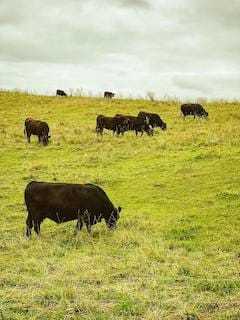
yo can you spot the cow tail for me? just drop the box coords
[24,124,26,137]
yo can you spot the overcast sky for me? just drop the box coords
[0,0,239,99]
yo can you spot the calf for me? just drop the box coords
[24,118,50,146]
[24,181,122,237]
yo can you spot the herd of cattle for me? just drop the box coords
[23,95,209,237]
[24,104,208,145]
[96,112,167,136]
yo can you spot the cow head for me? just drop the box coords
[160,122,167,130]
[42,135,51,146]
[106,207,122,230]
[153,115,167,130]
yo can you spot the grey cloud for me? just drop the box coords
[188,0,240,29]
[172,72,240,98]
[79,0,151,9]
[173,74,214,95]
[120,0,150,8]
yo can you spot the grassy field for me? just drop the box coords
[0,91,240,319]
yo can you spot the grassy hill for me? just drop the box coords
[0,92,240,319]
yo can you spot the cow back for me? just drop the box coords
[25,181,115,220]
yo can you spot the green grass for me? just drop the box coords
[0,91,240,319]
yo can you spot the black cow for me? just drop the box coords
[181,104,208,119]
[24,118,51,146]
[56,89,67,96]
[24,181,122,237]
[96,115,129,136]
[138,112,167,131]
[104,91,115,98]
[115,114,153,136]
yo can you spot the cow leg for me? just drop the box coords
[149,129,153,136]
[82,210,92,234]
[33,221,41,235]
[26,214,33,237]
[96,127,103,136]
[86,223,92,234]
[38,135,41,143]
[119,127,125,136]
[74,217,83,236]
[113,127,117,136]
[24,128,31,143]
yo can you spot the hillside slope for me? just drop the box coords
[0,92,240,319]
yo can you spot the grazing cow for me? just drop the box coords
[56,89,67,96]
[138,112,167,131]
[24,181,122,237]
[115,114,153,136]
[104,91,115,99]
[181,104,208,119]
[24,118,51,146]
[96,115,129,136]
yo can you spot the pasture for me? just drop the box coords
[0,92,240,319]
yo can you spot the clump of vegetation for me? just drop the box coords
[146,91,156,101]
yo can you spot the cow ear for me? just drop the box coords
[118,206,122,213]
[48,136,51,139]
